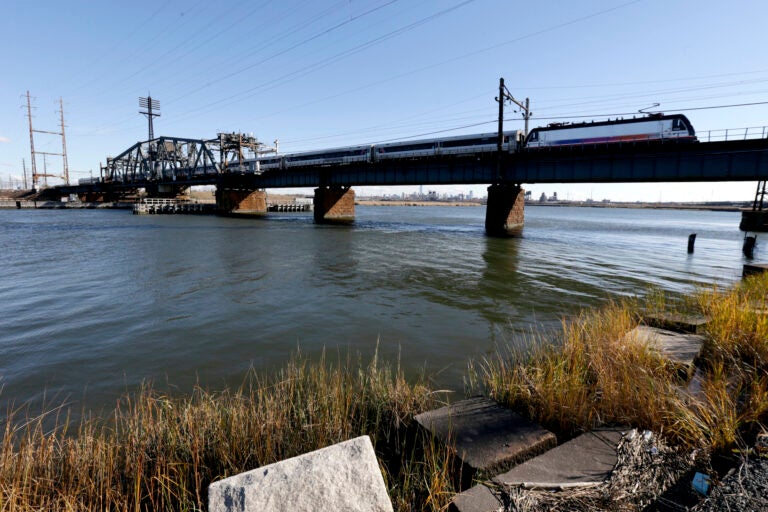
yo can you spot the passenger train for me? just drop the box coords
[255,131,521,171]
[524,114,696,148]
[253,114,696,171]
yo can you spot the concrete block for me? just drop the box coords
[494,428,626,489]
[415,397,556,480]
[450,484,503,512]
[743,263,768,277]
[643,312,709,333]
[627,326,704,370]
[208,435,392,512]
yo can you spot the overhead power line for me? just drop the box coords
[524,100,768,121]
[351,100,768,148]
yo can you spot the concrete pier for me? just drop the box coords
[216,188,267,215]
[314,186,355,224]
[484,183,524,237]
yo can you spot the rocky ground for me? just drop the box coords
[481,431,768,511]
[693,436,768,512]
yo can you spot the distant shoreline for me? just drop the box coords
[528,201,748,212]
[356,199,749,212]
[355,200,481,207]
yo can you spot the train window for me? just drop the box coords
[528,132,539,142]
[672,119,684,131]
[440,137,494,148]
[379,142,435,153]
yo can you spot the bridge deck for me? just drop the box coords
[57,138,768,195]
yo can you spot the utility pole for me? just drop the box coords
[139,95,160,179]
[26,91,68,189]
[139,95,160,142]
[59,97,69,185]
[26,91,37,189]
[495,77,532,142]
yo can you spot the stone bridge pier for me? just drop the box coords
[215,187,267,215]
[485,183,525,237]
[314,185,355,224]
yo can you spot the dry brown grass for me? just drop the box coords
[0,350,456,511]
[477,272,768,453]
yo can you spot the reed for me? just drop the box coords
[477,272,768,453]
[0,350,456,511]
[3,275,766,510]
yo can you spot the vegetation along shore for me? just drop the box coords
[1,273,766,510]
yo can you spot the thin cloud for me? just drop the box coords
[0,136,9,143]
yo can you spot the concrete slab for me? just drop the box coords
[627,326,705,369]
[450,484,502,512]
[208,435,392,512]
[643,312,709,334]
[493,428,626,489]
[414,397,556,479]
[743,263,768,277]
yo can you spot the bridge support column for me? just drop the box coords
[216,187,267,216]
[485,183,524,237]
[314,186,354,224]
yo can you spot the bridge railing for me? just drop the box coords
[696,126,768,142]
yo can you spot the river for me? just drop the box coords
[0,205,750,415]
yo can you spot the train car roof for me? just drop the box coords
[528,113,693,133]
[281,144,372,157]
[375,130,520,147]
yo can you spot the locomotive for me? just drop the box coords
[524,114,696,148]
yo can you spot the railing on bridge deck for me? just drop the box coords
[696,126,768,143]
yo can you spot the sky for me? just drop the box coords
[1,0,767,202]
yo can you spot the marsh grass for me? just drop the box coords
[477,272,768,453]
[3,275,767,510]
[0,350,456,511]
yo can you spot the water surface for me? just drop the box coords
[0,205,749,414]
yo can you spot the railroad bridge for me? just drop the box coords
[56,132,768,236]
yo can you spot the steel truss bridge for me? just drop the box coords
[57,133,768,196]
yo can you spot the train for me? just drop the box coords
[524,114,696,148]
[255,131,523,171]
[253,114,697,171]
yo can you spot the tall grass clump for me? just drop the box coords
[0,350,456,511]
[477,300,688,439]
[478,272,768,453]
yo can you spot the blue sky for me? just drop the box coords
[1,0,767,201]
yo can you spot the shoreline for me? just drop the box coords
[356,198,749,211]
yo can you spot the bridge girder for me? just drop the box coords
[103,136,220,185]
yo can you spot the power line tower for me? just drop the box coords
[59,98,69,185]
[25,91,70,189]
[139,95,160,142]
[139,95,161,179]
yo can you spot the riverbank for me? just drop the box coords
[356,198,750,211]
[356,199,482,207]
[531,200,750,212]
[1,272,766,510]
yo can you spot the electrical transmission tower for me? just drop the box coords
[26,91,70,189]
[139,95,160,142]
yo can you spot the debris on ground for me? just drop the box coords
[484,429,694,511]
